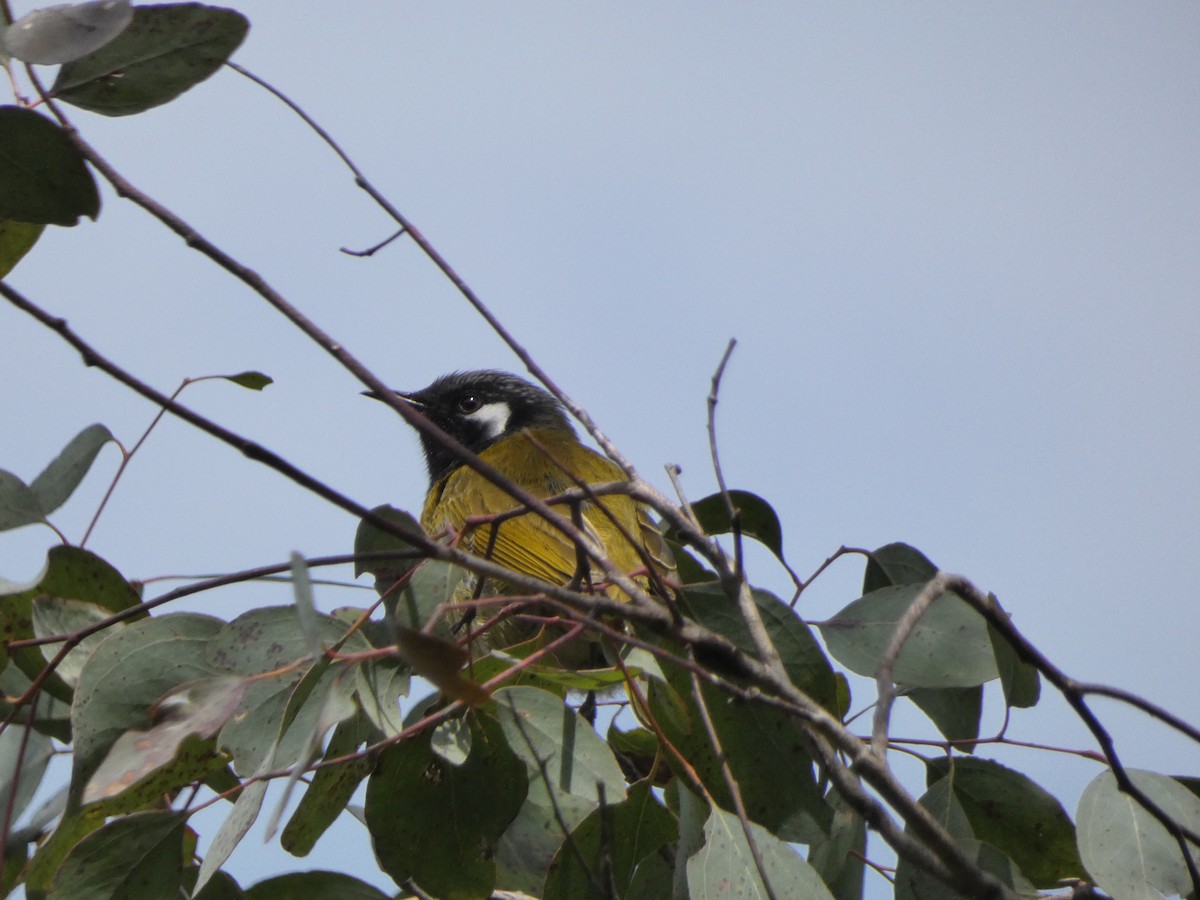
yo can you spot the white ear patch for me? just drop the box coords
[467,401,512,441]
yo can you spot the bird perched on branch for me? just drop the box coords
[369,370,675,656]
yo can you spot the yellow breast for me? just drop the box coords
[420,427,673,599]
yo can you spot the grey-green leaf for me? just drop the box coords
[0,723,53,827]
[0,469,45,531]
[4,0,132,64]
[493,685,627,804]
[687,805,835,900]
[543,780,677,900]
[818,583,999,688]
[47,810,187,899]
[1077,769,1200,900]
[30,423,115,518]
[71,613,223,806]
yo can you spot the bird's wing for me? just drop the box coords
[423,468,583,588]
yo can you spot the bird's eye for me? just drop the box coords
[456,394,482,414]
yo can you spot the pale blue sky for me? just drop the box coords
[3,4,1198,895]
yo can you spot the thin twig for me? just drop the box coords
[706,338,741,573]
[871,574,946,758]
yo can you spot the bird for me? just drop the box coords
[368,370,675,658]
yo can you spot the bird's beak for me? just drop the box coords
[362,389,425,408]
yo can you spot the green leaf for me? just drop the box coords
[3,545,142,702]
[649,659,831,843]
[245,871,389,900]
[494,778,594,894]
[927,756,1083,888]
[24,807,107,897]
[678,583,840,713]
[0,106,100,225]
[1077,769,1200,900]
[32,594,122,689]
[908,686,982,752]
[280,714,374,858]
[431,717,472,766]
[52,3,249,116]
[3,0,132,65]
[818,583,999,688]
[862,542,938,593]
[0,218,44,277]
[195,776,268,895]
[391,558,466,632]
[47,810,187,900]
[686,805,835,900]
[0,468,44,531]
[353,503,424,583]
[680,489,785,559]
[353,656,409,738]
[0,662,72,741]
[71,612,223,807]
[216,649,360,777]
[987,610,1040,709]
[807,789,866,900]
[290,553,323,657]
[29,423,115,517]
[0,723,54,827]
[82,675,246,806]
[366,711,527,899]
[493,685,627,804]
[543,780,677,900]
[895,778,1038,900]
[223,370,272,391]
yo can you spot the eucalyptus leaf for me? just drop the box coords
[29,423,115,518]
[543,780,677,900]
[223,370,272,391]
[83,675,247,806]
[366,712,527,899]
[0,469,45,531]
[4,0,132,64]
[818,583,999,688]
[686,805,835,900]
[926,756,1082,888]
[493,685,627,804]
[244,871,389,900]
[281,714,374,858]
[53,3,249,116]
[0,106,100,225]
[32,595,120,689]
[48,810,187,899]
[650,658,831,843]
[71,613,223,807]
[862,542,938,593]
[0,218,45,278]
[0,724,53,827]
[1077,769,1200,900]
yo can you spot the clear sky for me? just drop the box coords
[3,3,1198,896]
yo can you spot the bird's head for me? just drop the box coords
[367,370,574,485]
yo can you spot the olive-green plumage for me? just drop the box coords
[378,371,674,627]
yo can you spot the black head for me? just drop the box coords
[377,370,574,486]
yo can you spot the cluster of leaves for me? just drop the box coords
[0,1,249,266]
[1,429,1197,899]
[3,4,1200,900]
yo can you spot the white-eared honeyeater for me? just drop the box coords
[369,370,675,651]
